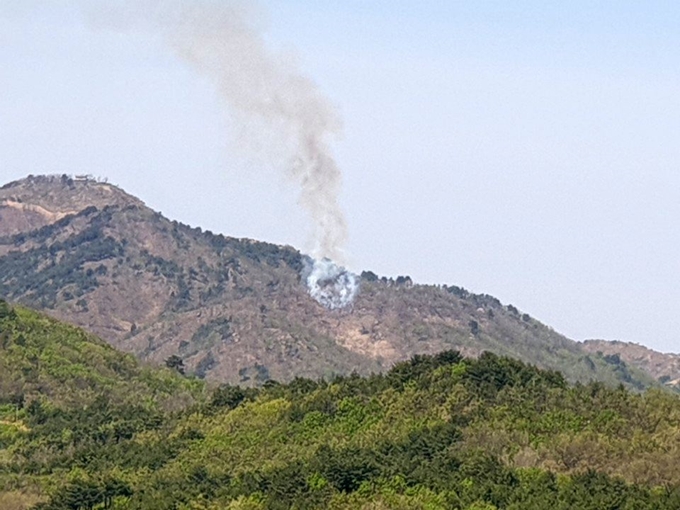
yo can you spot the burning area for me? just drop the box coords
[303,257,358,310]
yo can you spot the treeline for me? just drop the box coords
[0,330,680,510]
[3,301,680,508]
[112,352,680,509]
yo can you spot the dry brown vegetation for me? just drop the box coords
[0,175,672,389]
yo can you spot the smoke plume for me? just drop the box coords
[83,0,359,307]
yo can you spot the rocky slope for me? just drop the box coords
[0,175,666,387]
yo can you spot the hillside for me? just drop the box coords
[0,299,204,508]
[2,309,680,509]
[111,353,680,509]
[582,339,680,387]
[0,175,665,389]
[0,298,202,412]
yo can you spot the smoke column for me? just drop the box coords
[83,0,359,308]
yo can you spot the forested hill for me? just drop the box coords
[0,299,202,418]
[0,300,204,508]
[0,175,669,390]
[3,301,680,508]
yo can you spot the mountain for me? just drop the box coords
[582,339,680,387]
[0,175,665,388]
[3,307,680,509]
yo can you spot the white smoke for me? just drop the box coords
[303,257,358,310]
[75,0,360,308]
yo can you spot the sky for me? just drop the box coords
[1,1,680,352]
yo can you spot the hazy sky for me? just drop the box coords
[1,2,680,352]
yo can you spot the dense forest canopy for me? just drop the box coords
[2,300,680,509]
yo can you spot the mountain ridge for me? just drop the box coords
[0,174,673,389]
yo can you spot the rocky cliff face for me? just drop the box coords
[0,175,666,388]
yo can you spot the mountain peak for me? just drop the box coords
[0,174,144,237]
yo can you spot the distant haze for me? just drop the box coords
[1,2,679,351]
